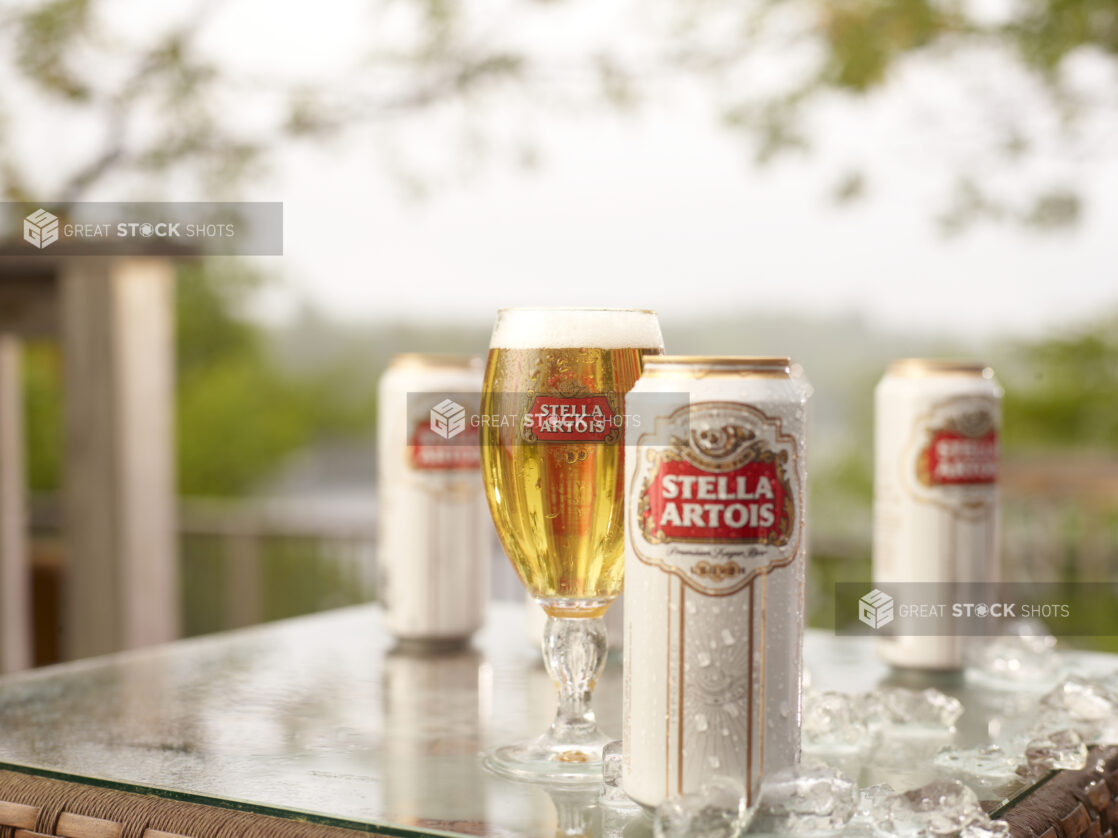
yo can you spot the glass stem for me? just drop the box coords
[542,615,608,745]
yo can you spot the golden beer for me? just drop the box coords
[481,346,659,616]
[479,307,663,783]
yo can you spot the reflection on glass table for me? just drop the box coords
[0,602,1113,837]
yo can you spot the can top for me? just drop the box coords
[643,355,792,377]
[387,353,483,370]
[887,358,994,379]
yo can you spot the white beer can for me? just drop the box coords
[622,356,810,809]
[873,359,1002,670]
[377,354,491,648]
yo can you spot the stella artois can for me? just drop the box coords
[377,354,490,648]
[873,359,1002,670]
[622,356,810,809]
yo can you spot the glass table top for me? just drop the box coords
[0,602,1110,837]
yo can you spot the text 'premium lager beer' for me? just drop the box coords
[623,357,810,809]
[873,359,1002,670]
[377,354,491,648]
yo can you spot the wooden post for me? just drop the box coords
[0,334,32,671]
[61,258,179,658]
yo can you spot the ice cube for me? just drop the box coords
[653,778,748,838]
[1041,676,1118,721]
[877,779,986,837]
[867,688,964,733]
[600,740,642,810]
[748,763,856,834]
[802,691,871,753]
[933,745,1020,794]
[967,627,1060,690]
[853,783,895,821]
[1096,715,1118,745]
[1024,729,1087,772]
[602,740,624,788]
[960,820,1012,838]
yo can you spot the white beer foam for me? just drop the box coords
[490,308,663,349]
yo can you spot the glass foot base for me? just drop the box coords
[482,731,612,785]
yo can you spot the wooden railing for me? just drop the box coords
[22,460,1117,665]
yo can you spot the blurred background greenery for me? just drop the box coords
[2,0,1115,658]
[19,263,1118,652]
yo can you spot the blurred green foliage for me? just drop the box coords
[22,344,63,493]
[3,0,1117,226]
[818,0,955,91]
[175,265,377,495]
[23,266,378,496]
[1000,311,1118,452]
[181,533,373,637]
[13,0,91,102]
[810,0,1118,91]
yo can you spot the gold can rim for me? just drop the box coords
[887,358,993,378]
[387,353,483,369]
[643,355,792,377]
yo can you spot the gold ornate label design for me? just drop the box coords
[629,401,801,596]
[519,379,621,444]
[915,410,997,487]
[903,395,999,518]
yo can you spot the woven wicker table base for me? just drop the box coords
[1004,747,1118,838]
[0,748,1115,837]
[0,770,387,838]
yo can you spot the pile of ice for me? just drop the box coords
[735,769,1010,837]
[648,740,1076,838]
[1022,729,1088,774]
[803,686,963,754]
[925,669,1116,789]
[802,692,870,752]
[868,689,965,734]
[932,745,1020,795]
[651,628,1116,838]
[653,778,750,838]
[966,622,1062,690]
[1033,675,1118,745]
[875,779,1009,838]
[802,622,1118,780]
[747,764,856,834]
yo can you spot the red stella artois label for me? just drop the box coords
[408,422,481,470]
[918,420,997,486]
[904,395,998,513]
[644,462,787,537]
[521,392,621,444]
[630,402,801,596]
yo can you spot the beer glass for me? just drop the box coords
[481,307,663,782]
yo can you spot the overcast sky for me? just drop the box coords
[261,100,1118,339]
[24,0,1118,338]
